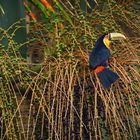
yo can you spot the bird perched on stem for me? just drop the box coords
[89,33,126,89]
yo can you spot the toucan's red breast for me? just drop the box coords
[94,66,105,73]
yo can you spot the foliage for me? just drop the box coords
[0,0,140,140]
[0,4,5,16]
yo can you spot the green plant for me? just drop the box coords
[0,1,140,140]
[0,4,5,16]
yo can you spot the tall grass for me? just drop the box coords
[0,1,140,140]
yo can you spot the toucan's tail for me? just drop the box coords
[97,68,119,89]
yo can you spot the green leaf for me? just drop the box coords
[0,4,5,16]
[53,0,74,27]
[30,0,49,18]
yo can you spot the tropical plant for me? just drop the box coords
[0,0,140,140]
[0,4,5,16]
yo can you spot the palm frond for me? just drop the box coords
[0,4,5,16]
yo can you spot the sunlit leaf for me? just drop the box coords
[40,0,55,13]
[0,4,5,16]
[24,1,37,22]
[30,0,49,17]
[53,0,74,27]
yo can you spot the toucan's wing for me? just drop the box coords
[89,48,110,70]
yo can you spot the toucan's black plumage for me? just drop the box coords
[89,34,119,89]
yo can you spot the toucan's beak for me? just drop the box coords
[109,33,126,41]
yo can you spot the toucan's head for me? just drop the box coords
[103,33,126,49]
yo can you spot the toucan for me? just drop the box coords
[89,33,126,89]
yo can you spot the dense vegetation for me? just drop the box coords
[0,0,140,140]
